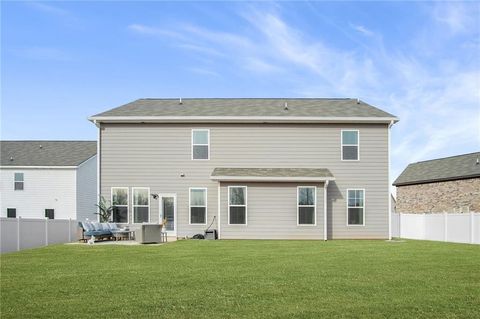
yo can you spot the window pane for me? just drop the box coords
[134,207,149,223]
[348,208,363,225]
[112,206,128,223]
[14,182,24,190]
[190,189,206,206]
[299,207,315,225]
[134,189,149,205]
[45,209,54,219]
[193,130,209,144]
[342,131,358,144]
[14,173,24,181]
[193,145,209,159]
[7,208,16,218]
[229,206,246,224]
[112,188,128,205]
[229,187,245,205]
[191,207,206,224]
[298,187,315,205]
[343,146,358,160]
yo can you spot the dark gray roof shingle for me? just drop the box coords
[211,167,334,180]
[90,98,397,120]
[393,152,480,186]
[1,141,97,167]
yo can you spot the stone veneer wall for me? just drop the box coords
[396,177,480,213]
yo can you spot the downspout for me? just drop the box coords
[388,120,394,240]
[94,120,101,222]
[324,180,329,241]
[217,183,221,239]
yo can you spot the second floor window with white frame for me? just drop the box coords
[229,186,247,225]
[298,186,316,225]
[133,188,150,223]
[14,173,24,190]
[112,187,129,223]
[192,129,209,160]
[347,189,365,226]
[342,130,359,160]
[190,188,207,224]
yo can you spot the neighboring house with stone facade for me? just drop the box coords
[393,152,480,214]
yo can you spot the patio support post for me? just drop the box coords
[17,217,21,251]
[324,180,329,241]
[217,183,221,239]
[45,217,49,246]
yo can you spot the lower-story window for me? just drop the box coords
[190,188,207,224]
[7,208,16,218]
[229,186,247,225]
[347,189,365,226]
[45,209,55,219]
[112,187,129,223]
[298,186,316,225]
[133,187,150,223]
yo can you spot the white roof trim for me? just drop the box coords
[0,166,78,169]
[89,116,399,124]
[210,176,335,182]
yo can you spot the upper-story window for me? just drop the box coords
[14,173,24,190]
[341,130,359,161]
[192,129,210,160]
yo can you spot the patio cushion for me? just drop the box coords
[82,222,94,231]
[108,223,118,230]
[92,222,103,231]
[102,223,111,230]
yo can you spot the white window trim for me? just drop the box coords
[189,187,208,225]
[132,187,150,224]
[297,186,317,226]
[346,188,366,226]
[14,172,24,191]
[111,187,129,224]
[341,129,360,161]
[191,129,210,160]
[228,186,248,226]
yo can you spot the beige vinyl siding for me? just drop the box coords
[100,123,389,239]
[220,182,324,239]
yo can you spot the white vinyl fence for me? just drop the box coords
[0,217,78,253]
[391,212,480,244]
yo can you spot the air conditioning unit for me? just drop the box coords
[204,229,218,240]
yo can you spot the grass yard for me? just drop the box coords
[1,240,479,318]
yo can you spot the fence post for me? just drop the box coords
[69,218,72,242]
[17,217,21,251]
[45,217,49,246]
[444,212,448,242]
[471,212,475,244]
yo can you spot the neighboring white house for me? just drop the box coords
[0,141,97,221]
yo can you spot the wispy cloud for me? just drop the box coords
[350,24,374,37]
[187,67,221,77]
[27,2,71,17]
[127,4,479,183]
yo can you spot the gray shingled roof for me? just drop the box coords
[90,98,397,121]
[393,152,480,186]
[1,141,97,167]
[211,168,334,181]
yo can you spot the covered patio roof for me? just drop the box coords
[210,168,334,182]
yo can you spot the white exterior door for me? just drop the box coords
[159,194,177,236]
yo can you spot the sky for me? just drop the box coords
[1,1,480,183]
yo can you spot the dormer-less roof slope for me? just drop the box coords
[89,98,398,124]
[393,152,480,186]
[1,141,97,167]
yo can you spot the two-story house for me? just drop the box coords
[89,98,398,240]
[0,141,97,221]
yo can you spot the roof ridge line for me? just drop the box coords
[412,151,480,164]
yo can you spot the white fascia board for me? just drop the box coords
[0,166,77,169]
[210,176,335,182]
[88,116,399,124]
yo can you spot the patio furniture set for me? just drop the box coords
[78,221,167,243]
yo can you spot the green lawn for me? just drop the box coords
[1,240,479,318]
